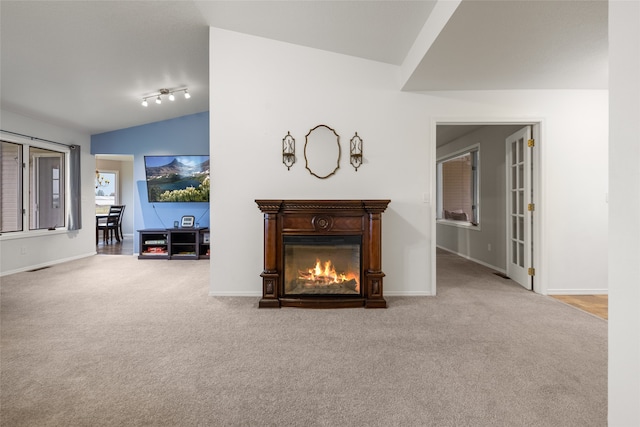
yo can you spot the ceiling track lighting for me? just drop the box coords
[141,87,190,107]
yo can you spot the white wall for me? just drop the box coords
[210,28,432,296]
[436,125,522,271]
[209,28,608,297]
[425,91,608,296]
[608,0,640,424]
[0,110,96,275]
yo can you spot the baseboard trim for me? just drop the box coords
[385,291,433,296]
[0,252,96,277]
[207,291,433,297]
[209,291,262,297]
[436,245,506,275]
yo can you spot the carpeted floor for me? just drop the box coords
[0,253,607,426]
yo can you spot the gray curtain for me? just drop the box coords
[67,145,82,230]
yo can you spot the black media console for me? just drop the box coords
[138,228,210,260]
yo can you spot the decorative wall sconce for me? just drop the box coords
[141,88,190,107]
[350,132,363,171]
[282,131,295,170]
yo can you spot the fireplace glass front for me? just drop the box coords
[283,235,361,297]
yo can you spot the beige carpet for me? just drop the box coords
[1,253,607,426]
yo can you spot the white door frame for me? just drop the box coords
[431,118,545,295]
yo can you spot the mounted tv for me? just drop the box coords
[144,155,209,203]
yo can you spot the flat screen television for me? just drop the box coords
[144,155,210,203]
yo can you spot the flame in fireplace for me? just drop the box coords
[298,259,359,292]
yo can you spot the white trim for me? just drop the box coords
[436,219,481,230]
[531,122,545,295]
[209,291,262,297]
[0,228,69,241]
[504,126,533,290]
[0,252,95,277]
[436,142,480,162]
[95,169,119,206]
[436,143,481,226]
[207,291,435,297]
[385,291,433,296]
[1,131,71,234]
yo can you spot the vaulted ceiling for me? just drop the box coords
[0,1,607,136]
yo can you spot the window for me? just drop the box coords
[95,171,117,214]
[1,141,23,232]
[1,134,68,233]
[436,146,479,225]
[29,146,65,230]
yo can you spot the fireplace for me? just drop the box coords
[256,199,390,308]
[283,235,361,297]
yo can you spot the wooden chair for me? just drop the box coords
[97,205,125,243]
[115,204,125,240]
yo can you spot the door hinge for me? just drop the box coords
[528,267,535,276]
[528,203,535,211]
[528,139,535,147]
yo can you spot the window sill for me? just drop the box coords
[0,228,69,241]
[436,219,481,231]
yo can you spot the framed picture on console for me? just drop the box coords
[181,215,195,228]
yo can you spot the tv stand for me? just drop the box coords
[138,228,209,260]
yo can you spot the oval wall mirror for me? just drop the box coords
[304,124,340,179]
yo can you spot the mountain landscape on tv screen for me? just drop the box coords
[145,156,209,202]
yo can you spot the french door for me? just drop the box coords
[506,127,533,290]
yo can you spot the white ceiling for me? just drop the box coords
[0,1,210,135]
[0,0,608,136]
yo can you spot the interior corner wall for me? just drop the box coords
[608,0,640,424]
[209,27,608,298]
[91,112,209,251]
[0,109,95,276]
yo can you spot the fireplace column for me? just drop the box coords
[259,201,282,308]
[364,201,387,308]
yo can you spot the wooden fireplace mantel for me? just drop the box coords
[256,199,390,308]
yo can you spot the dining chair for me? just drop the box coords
[97,205,125,243]
[116,204,126,240]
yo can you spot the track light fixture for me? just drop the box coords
[141,88,190,107]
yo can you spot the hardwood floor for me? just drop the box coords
[551,295,608,320]
[96,235,134,256]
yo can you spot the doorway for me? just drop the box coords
[433,122,541,295]
[95,154,134,255]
